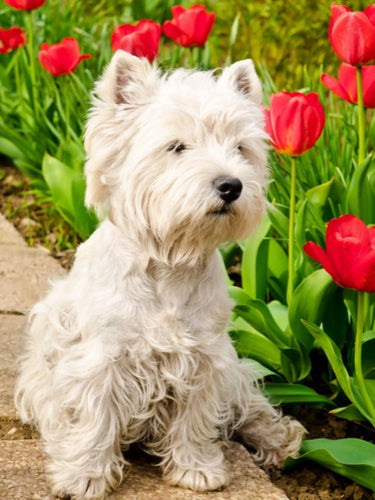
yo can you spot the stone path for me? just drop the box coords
[0,213,289,500]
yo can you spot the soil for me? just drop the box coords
[1,163,374,500]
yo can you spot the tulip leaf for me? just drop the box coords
[267,239,288,304]
[71,173,98,240]
[285,438,375,491]
[229,286,290,348]
[230,328,282,372]
[42,153,97,240]
[289,270,337,351]
[346,154,375,225]
[241,359,276,380]
[330,405,368,422]
[264,383,335,406]
[280,345,311,383]
[42,153,75,226]
[301,320,354,401]
[268,300,289,332]
[241,215,271,300]
[305,178,346,219]
[295,198,326,254]
[302,321,375,424]
[362,331,375,379]
[268,204,289,240]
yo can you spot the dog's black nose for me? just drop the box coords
[213,176,243,203]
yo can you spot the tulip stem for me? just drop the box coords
[287,156,297,306]
[27,11,38,120]
[356,66,365,165]
[355,291,375,422]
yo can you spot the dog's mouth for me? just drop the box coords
[208,203,232,216]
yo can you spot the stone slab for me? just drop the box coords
[0,245,65,314]
[0,440,289,500]
[0,315,27,422]
[0,214,26,248]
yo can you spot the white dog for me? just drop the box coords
[15,51,304,500]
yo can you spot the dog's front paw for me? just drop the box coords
[51,475,110,500]
[164,466,229,492]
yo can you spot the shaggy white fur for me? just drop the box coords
[15,51,305,500]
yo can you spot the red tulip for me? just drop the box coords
[39,38,91,77]
[163,4,215,48]
[0,26,26,53]
[264,92,325,156]
[322,63,375,108]
[304,215,375,293]
[3,0,46,10]
[329,2,375,65]
[111,20,161,62]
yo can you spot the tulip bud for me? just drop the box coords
[3,0,46,10]
[329,2,375,66]
[163,4,215,48]
[0,26,26,53]
[304,215,375,293]
[111,20,161,63]
[264,92,325,156]
[39,38,91,77]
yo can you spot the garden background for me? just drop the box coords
[1,0,375,498]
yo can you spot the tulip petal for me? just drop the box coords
[321,73,353,103]
[362,65,375,108]
[303,241,342,285]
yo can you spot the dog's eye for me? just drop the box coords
[237,144,244,154]
[167,142,186,154]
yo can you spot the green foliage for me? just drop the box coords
[286,438,375,491]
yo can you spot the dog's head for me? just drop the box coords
[85,51,268,265]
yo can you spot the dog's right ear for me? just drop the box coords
[95,50,157,105]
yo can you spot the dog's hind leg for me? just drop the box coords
[229,361,306,466]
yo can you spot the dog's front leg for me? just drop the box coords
[43,347,127,500]
[159,382,229,492]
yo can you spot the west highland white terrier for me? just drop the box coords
[15,51,305,499]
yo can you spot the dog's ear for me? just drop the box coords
[95,50,157,105]
[219,59,262,105]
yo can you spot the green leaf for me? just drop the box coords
[346,154,375,225]
[229,287,290,348]
[241,215,271,300]
[305,177,345,221]
[71,173,97,240]
[330,405,368,422]
[295,198,326,252]
[363,331,375,379]
[42,153,75,226]
[264,383,335,406]
[285,438,375,491]
[241,359,277,380]
[280,346,311,383]
[267,239,288,304]
[289,270,337,351]
[268,204,289,240]
[302,320,354,401]
[231,328,282,372]
[268,301,289,332]
[42,153,97,240]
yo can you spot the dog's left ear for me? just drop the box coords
[219,59,262,105]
